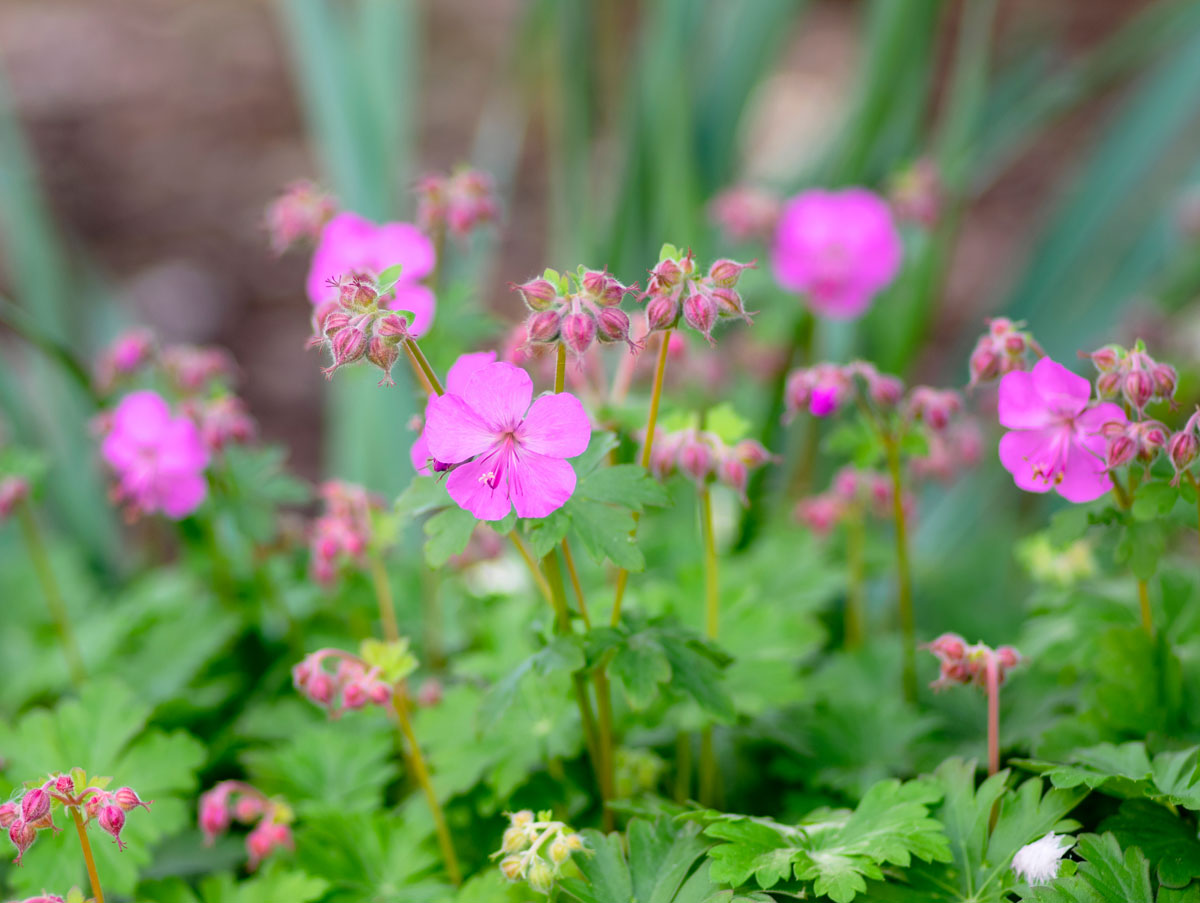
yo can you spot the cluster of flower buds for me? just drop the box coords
[415,167,499,240]
[493,809,585,895]
[309,271,418,384]
[95,328,155,394]
[265,179,337,255]
[925,633,1021,691]
[794,466,916,535]
[1100,418,1167,471]
[292,648,394,717]
[888,158,942,229]
[309,480,379,586]
[160,345,239,395]
[784,361,904,421]
[512,266,639,357]
[180,395,257,453]
[198,781,295,870]
[642,246,755,343]
[7,894,66,902]
[967,318,1043,388]
[909,419,984,483]
[1083,339,1178,415]
[0,475,30,521]
[906,386,964,431]
[708,185,782,244]
[1167,409,1200,485]
[3,773,150,865]
[646,428,773,502]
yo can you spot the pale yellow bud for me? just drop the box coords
[549,837,570,864]
[502,826,528,853]
[565,832,584,851]
[499,855,525,881]
[528,859,555,894]
[511,809,534,827]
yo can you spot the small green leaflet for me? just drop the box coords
[478,635,586,733]
[1017,741,1200,811]
[1101,799,1200,888]
[376,262,404,294]
[1017,833,1159,903]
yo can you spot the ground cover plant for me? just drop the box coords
[3,2,1200,902]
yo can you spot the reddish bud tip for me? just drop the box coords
[114,787,152,813]
[8,819,36,864]
[98,805,126,849]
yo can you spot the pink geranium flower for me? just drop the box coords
[997,358,1126,503]
[410,350,498,475]
[100,390,209,518]
[424,362,590,520]
[771,188,903,319]
[307,212,437,336]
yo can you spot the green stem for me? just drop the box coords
[698,486,720,805]
[393,686,462,885]
[844,510,866,649]
[883,437,917,703]
[405,337,444,396]
[71,806,105,903]
[368,552,400,644]
[698,727,717,807]
[1111,475,1153,636]
[1137,580,1153,637]
[674,731,692,803]
[17,501,86,686]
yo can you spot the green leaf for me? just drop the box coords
[567,498,645,571]
[376,262,404,293]
[395,475,451,517]
[577,464,670,510]
[1048,506,1093,545]
[1151,747,1200,811]
[1101,799,1200,887]
[659,243,681,262]
[1019,834,1153,903]
[706,403,751,444]
[609,633,672,709]
[570,430,621,477]
[561,819,714,903]
[360,637,419,684]
[423,505,477,566]
[527,508,571,558]
[1016,742,1154,796]
[1131,481,1179,520]
[478,636,586,734]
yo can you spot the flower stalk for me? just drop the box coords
[698,485,720,805]
[368,552,400,644]
[883,437,917,702]
[985,651,1000,776]
[844,509,866,648]
[70,806,105,903]
[16,500,86,686]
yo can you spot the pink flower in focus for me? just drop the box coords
[100,391,209,519]
[771,188,903,319]
[410,351,498,475]
[997,358,1126,503]
[307,212,437,337]
[424,362,590,520]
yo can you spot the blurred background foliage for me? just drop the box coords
[3,0,1199,640]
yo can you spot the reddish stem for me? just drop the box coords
[985,651,1000,776]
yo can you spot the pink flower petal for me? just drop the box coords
[306,213,377,303]
[445,448,512,521]
[424,393,497,463]
[160,471,208,518]
[111,391,173,443]
[998,429,1056,494]
[1076,402,1127,434]
[457,362,534,433]
[371,223,436,281]
[997,370,1054,431]
[1030,358,1090,417]
[519,393,591,458]
[388,284,437,337]
[509,450,577,519]
[410,430,431,476]
[445,351,499,395]
[1055,442,1113,503]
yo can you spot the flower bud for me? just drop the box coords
[678,437,714,483]
[718,457,748,501]
[649,258,682,291]
[234,796,264,823]
[1003,334,1026,355]
[502,826,528,853]
[8,819,36,864]
[1152,362,1178,399]
[512,278,559,311]
[1122,369,1154,412]
[1105,434,1135,469]
[564,832,584,851]
[968,344,1001,387]
[323,327,367,379]
[0,803,18,829]
[499,855,526,881]
[416,677,443,707]
[645,295,679,332]
[98,804,126,849]
[707,257,756,288]
[525,310,562,344]
[794,494,843,534]
[682,293,717,341]
[308,670,335,706]
[550,836,571,864]
[511,810,534,826]
[561,311,597,356]
[85,794,104,821]
[927,633,967,661]
[1085,345,1122,372]
[1168,430,1199,482]
[1096,371,1121,398]
[595,307,633,347]
[342,680,369,711]
[367,337,400,387]
[0,476,30,521]
[528,859,555,894]
[199,793,231,844]
[709,287,751,323]
[20,791,50,825]
[733,439,771,467]
[867,373,905,408]
[376,313,411,338]
[809,386,840,418]
[996,645,1021,670]
[368,681,392,706]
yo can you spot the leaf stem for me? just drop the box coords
[71,806,105,903]
[1111,475,1154,636]
[392,686,462,885]
[883,436,917,703]
[368,552,400,644]
[509,532,554,605]
[17,500,86,686]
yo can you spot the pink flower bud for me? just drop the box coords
[511,278,559,311]
[308,670,335,706]
[368,681,392,706]
[968,343,1000,387]
[794,494,843,534]
[1122,369,1154,412]
[1003,334,1026,355]
[234,796,264,823]
[707,257,756,288]
[809,386,840,418]
[1085,345,1122,372]
[718,456,749,501]
[1168,430,1199,482]
[1152,362,1178,399]
[0,476,30,521]
[376,313,411,338]
[1096,371,1121,398]
[246,820,293,870]
[995,645,1021,669]
[581,269,630,306]
[98,804,126,849]
[908,387,962,431]
[868,373,905,408]
[9,819,36,864]
[645,295,679,332]
[595,307,633,347]
[678,437,714,483]
[988,317,1016,337]
[52,776,74,796]
[84,794,105,821]
[323,327,367,379]
[367,337,400,387]
[199,791,231,844]
[733,439,771,467]
[0,803,18,829]
[927,633,967,662]
[561,311,597,356]
[832,466,860,501]
[417,678,443,707]
[342,680,369,711]
[525,310,562,344]
[682,293,717,341]
[20,791,49,825]
[708,287,751,323]
[649,258,682,292]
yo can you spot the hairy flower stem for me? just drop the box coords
[17,501,86,686]
[884,437,917,703]
[1111,475,1154,636]
[844,510,866,649]
[985,652,1000,776]
[368,552,401,644]
[698,486,720,805]
[405,337,445,396]
[392,686,462,885]
[71,806,105,903]
[609,329,673,627]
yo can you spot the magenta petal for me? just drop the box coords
[1056,442,1113,503]
[389,284,437,337]
[371,223,436,281]
[306,212,377,304]
[157,419,209,472]
[111,391,173,442]
[410,431,432,476]
[509,450,577,519]
[997,370,1053,431]
[445,449,512,521]
[457,363,534,432]
[998,430,1055,494]
[1076,402,1127,434]
[519,394,591,457]
[445,351,499,395]
[1031,358,1090,416]
[424,394,497,463]
[161,471,208,518]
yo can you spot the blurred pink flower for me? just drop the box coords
[771,188,902,319]
[424,362,590,520]
[410,351,498,475]
[307,212,437,337]
[100,391,209,519]
[997,358,1126,503]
